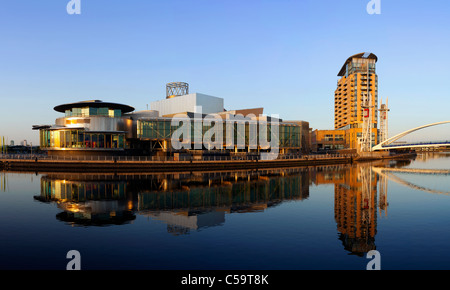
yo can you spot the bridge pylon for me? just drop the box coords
[378,97,390,144]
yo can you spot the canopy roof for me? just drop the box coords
[54,100,135,113]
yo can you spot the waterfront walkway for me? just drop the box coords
[0,152,417,173]
[0,153,355,172]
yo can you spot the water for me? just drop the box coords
[1,152,450,270]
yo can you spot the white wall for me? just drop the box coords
[150,93,224,116]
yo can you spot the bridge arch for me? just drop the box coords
[372,121,450,151]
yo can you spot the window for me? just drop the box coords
[98,107,108,116]
[82,107,89,117]
[92,134,98,148]
[98,134,105,148]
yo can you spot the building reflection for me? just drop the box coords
[36,176,135,226]
[35,161,418,255]
[34,168,310,233]
[311,162,390,256]
[336,166,378,256]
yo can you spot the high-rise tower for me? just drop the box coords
[335,53,379,150]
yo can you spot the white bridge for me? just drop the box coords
[372,121,450,151]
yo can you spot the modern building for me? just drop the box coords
[33,83,308,157]
[33,100,136,156]
[335,52,379,150]
[312,52,381,152]
[311,129,345,152]
[284,120,311,154]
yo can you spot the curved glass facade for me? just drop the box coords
[39,129,125,149]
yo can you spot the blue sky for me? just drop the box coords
[1,0,450,145]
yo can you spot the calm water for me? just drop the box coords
[1,152,450,270]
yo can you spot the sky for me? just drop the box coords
[1,0,450,145]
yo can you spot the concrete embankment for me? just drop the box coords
[0,156,353,173]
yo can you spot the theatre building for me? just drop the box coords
[33,100,136,156]
[33,83,310,157]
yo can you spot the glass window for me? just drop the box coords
[77,132,84,148]
[59,131,65,148]
[92,134,98,148]
[89,107,98,116]
[70,131,77,147]
[118,135,124,148]
[112,135,118,148]
[105,134,112,148]
[82,107,89,117]
[98,134,105,148]
[85,133,91,148]
[98,107,108,116]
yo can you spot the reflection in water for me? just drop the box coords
[34,168,311,233]
[33,155,445,256]
[311,163,388,256]
[414,151,450,163]
[0,172,7,192]
[373,169,450,196]
[35,177,134,226]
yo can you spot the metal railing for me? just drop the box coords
[382,140,450,148]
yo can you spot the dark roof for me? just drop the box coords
[337,52,378,76]
[53,100,135,113]
[32,125,52,130]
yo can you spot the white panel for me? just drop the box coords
[150,93,224,116]
[195,93,224,114]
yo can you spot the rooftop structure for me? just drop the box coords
[150,92,224,117]
[337,52,378,77]
[166,82,189,99]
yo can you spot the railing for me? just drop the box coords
[0,153,357,162]
[382,140,450,148]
